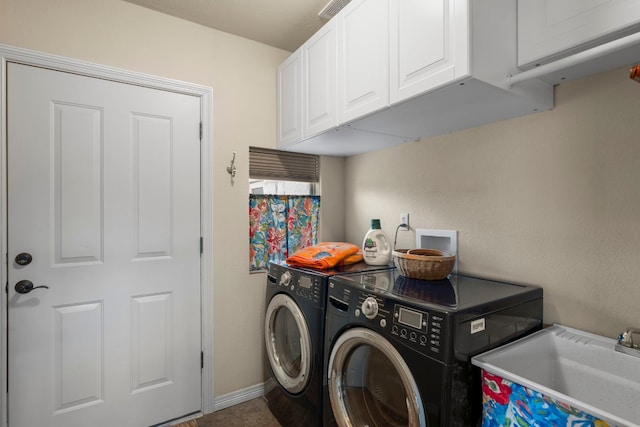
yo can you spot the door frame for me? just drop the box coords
[0,43,215,426]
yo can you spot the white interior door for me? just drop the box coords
[7,62,202,427]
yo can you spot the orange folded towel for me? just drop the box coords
[286,242,362,270]
[338,250,364,266]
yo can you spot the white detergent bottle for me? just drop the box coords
[362,219,391,266]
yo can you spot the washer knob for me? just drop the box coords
[280,271,292,287]
[361,297,379,319]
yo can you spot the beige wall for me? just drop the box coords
[319,155,346,241]
[0,0,344,399]
[345,66,640,337]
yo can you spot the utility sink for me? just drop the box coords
[472,324,640,427]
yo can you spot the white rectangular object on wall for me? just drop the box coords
[415,229,458,273]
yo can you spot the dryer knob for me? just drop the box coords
[361,297,379,319]
[280,271,292,287]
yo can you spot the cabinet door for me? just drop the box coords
[518,0,640,68]
[303,20,337,138]
[277,48,303,147]
[337,0,389,124]
[390,0,468,103]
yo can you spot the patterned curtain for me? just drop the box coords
[249,195,320,271]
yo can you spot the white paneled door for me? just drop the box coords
[7,63,202,427]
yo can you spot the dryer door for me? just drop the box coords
[328,327,426,427]
[265,293,313,394]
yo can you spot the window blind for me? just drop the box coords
[249,147,320,183]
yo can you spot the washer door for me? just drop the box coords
[264,293,312,394]
[328,327,426,427]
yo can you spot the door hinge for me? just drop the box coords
[201,351,204,369]
[5,281,7,294]
[199,122,203,141]
[200,237,203,254]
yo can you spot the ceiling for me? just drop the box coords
[123,0,333,52]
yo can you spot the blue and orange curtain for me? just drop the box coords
[249,195,320,271]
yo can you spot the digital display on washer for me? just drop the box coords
[398,306,426,330]
[299,276,312,289]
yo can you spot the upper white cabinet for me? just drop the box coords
[337,0,390,123]
[277,48,302,147]
[278,21,338,146]
[390,0,468,103]
[278,0,554,156]
[518,0,640,69]
[303,19,337,139]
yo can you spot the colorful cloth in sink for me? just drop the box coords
[481,371,609,427]
[286,242,362,269]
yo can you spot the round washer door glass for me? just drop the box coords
[328,327,426,427]
[264,293,312,394]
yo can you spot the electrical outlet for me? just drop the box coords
[400,213,409,231]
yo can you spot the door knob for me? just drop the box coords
[15,280,49,294]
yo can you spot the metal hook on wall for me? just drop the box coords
[226,152,237,178]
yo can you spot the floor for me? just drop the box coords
[175,397,282,427]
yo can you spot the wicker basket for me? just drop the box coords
[393,249,455,280]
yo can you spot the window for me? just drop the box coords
[249,147,321,271]
[250,180,315,195]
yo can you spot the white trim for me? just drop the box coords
[212,382,268,412]
[0,43,215,426]
[199,69,215,416]
[0,50,8,427]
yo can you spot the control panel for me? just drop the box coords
[347,287,449,361]
[268,264,322,304]
[390,304,446,359]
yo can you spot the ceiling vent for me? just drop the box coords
[318,0,352,20]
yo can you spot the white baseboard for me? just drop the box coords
[162,382,272,425]
[212,382,268,412]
